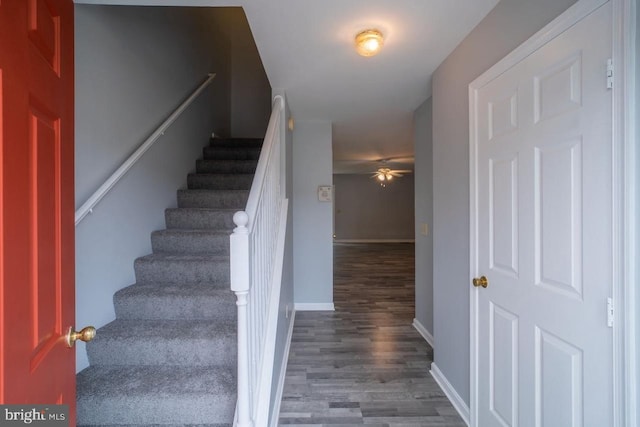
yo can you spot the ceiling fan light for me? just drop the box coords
[386,174,393,180]
[377,173,386,181]
[355,29,384,57]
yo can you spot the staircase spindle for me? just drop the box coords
[231,96,287,426]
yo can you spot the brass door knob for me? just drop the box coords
[472,276,488,288]
[66,326,96,348]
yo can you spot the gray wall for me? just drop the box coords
[211,8,271,138]
[75,6,231,207]
[413,97,433,337]
[292,121,333,307]
[430,0,577,404]
[74,5,271,371]
[333,174,414,241]
[230,13,271,138]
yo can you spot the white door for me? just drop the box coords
[471,2,613,426]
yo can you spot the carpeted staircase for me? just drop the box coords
[76,137,263,426]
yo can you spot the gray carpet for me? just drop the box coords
[77,138,263,426]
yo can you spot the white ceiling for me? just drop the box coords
[76,0,500,173]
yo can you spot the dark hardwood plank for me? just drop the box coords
[278,243,466,427]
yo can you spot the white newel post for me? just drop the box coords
[230,211,253,427]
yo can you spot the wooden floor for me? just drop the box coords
[278,243,466,426]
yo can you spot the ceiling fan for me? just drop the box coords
[371,160,412,187]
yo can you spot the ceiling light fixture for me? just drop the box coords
[355,29,384,57]
[374,167,398,187]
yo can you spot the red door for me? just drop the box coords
[0,0,75,420]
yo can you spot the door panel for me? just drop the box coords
[473,3,613,426]
[28,0,61,74]
[534,139,583,299]
[534,327,583,427]
[29,102,62,373]
[0,0,75,417]
[533,53,582,124]
[490,155,519,277]
[490,302,519,427]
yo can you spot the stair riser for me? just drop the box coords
[134,258,230,285]
[210,138,263,148]
[164,208,235,230]
[87,336,236,367]
[77,395,235,425]
[114,292,236,320]
[187,174,253,190]
[196,160,257,174]
[177,190,248,209]
[77,423,232,427]
[151,231,230,255]
[77,424,232,427]
[203,146,261,160]
[76,365,236,425]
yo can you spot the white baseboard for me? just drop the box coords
[430,363,470,426]
[294,303,335,311]
[412,318,434,347]
[334,239,415,243]
[269,310,296,427]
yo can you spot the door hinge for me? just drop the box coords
[607,297,614,327]
[606,59,614,89]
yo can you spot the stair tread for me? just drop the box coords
[114,283,235,320]
[177,190,249,210]
[166,207,238,214]
[151,229,230,255]
[164,208,237,230]
[178,189,250,194]
[195,159,257,174]
[188,173,255,178]
[78,425,230,427]
[205,146,261,152]
[166,207,238,212]
[76,365,235,424]
[165,207,238,216]
[152,229,232,236]
[94,318,235,340]
[134,253,230,285]
[187,173,255,178]
[197,159,258,165]
[187,174,254,191]
[116,282,234,300]
[137,253,230,262]
[203,146,261,160]
[77,365,235,396]
[206,144,261,149]
[87,318,236,367]
[210,137,263,147]
[212,137,263,142]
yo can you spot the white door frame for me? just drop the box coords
[468,0,637,425]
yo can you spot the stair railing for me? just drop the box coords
[75,73,216,226]
[231,95,287,427]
